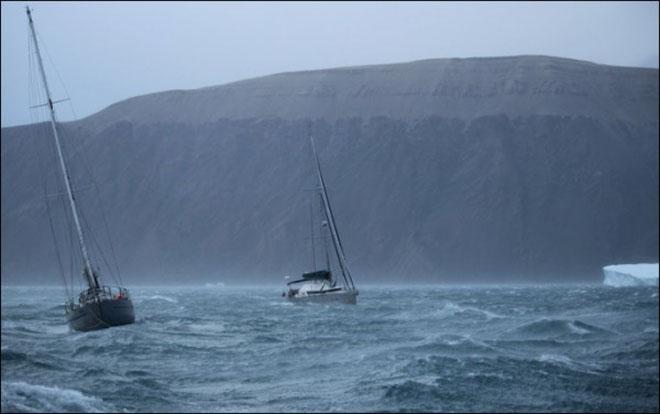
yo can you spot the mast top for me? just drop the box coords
[26,3,99,290]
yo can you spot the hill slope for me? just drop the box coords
[2,56,658,284]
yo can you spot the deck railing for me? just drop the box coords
[66,286,131,310]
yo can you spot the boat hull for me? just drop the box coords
[66,298,135,332]
[286,290,358,304]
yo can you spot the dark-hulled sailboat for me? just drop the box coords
[26,6,135,332]
[284,134,358,304]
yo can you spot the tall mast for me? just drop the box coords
[26,6,98,290]
[320,195,331,273]
[310,135,356,291]
[309,191,316,271]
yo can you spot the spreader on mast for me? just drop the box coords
[26,6,98,289]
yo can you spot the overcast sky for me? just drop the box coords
[1,1,658,127]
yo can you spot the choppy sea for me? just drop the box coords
[1,284,658,412]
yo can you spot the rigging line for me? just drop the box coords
[63,136,76,298]
[34,28,78,120]
[28,12,99,290]
[78,203,118,286]
[310,189,316,271]
[58,125,123,285]
[320,203,350,289]
[320,177,355,290]
[56,119,118,274]
[69,195,75,299]
[313,144,355,290]
[320,193,331,273]
[30,45,74,301]
[313,155,351,289]
[52,122,78,299]
[325,196,353,290]
[48,120,79,297]
[309,134,345,255]
[43,179,70,298]
[27,25,35,121]
[51,116,79,296]
[32,74,72,300]
[52,125,94,287]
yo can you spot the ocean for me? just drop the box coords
[1,284,658,412]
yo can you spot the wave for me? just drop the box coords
[401,334,498,356]
[3,285,657,412]
[186,322,227,334]
[389,301,505,323]
[0,381,112,413]
[383,380,442,406]
[508,318,613,339]
[125,369,152,377]
[145,295,178,303]
[1,349,63,371]
[1,349,29,363]
[72,335,141,357]
[253,335,282,343]
[538,353,575,365]
[1,321,70,337]
[596,341,659,361]
[535,353,606,375]
[433,301,505,321]
[79,367,108,378]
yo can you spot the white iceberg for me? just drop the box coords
[603,263,659,287]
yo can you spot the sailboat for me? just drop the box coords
[283,134,359,304]
[26,6,135,332]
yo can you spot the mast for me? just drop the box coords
[309,191,316,271]
[320,196,331,272]
[26,6,99,290]
[309,135,356,291]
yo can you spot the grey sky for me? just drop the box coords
[1,1,658,127]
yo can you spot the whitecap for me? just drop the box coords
[187,322,226,334]
[567,321,590,335]
[466,372,510,380]
[537,353,603,374]
[0,381,112,413]
[539,353,574,365]
[146,295,178,303]
[42,323,71,335]
[433,301,504,321]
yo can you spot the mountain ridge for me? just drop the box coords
[71,55,658,131]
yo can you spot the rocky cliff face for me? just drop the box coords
[2,56,658,284]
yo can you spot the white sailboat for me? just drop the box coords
[283,134,358,304]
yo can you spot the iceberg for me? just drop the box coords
[602,263,659,287]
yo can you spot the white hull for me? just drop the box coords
[286,289,358,304]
